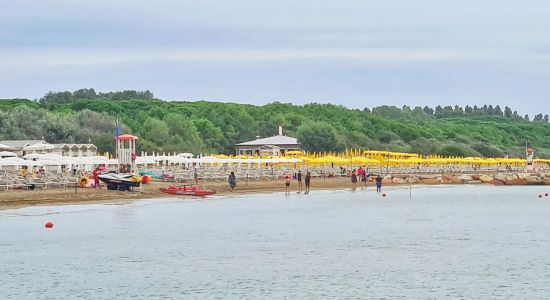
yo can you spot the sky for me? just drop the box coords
[1,0,549,115]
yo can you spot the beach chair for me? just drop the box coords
[0,177,11,191]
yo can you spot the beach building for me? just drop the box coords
[51,144,98,157]
[235,126,300,156]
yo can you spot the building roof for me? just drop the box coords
[0,140,46,149]
[236,135,299,146]
[51,143,98,149]
[116,134,139,140]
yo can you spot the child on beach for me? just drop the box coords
[297,170,303,193]
[375,175,383,192]
[304,171,311,194]
[285,175,291,195]
[228,172,237,192]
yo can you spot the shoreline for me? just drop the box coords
[2,172,550,210]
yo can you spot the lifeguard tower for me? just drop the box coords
[116,134,138,173]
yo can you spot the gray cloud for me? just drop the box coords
[1,0,549,114]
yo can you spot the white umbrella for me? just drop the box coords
[198,156,220,164]
[85,156,110,165]
[28,153,74,165]
[0,143,17,151]
[37,159,62,166]
[0,151,17,158]
[23,153,43,160]
[178,152,195,158]
[135,156,157,165]
[153,155,171,161]
[0,157,41,166]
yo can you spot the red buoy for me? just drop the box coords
[44,222,54,229]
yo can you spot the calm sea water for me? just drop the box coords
[2,185,550,299]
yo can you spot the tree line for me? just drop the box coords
[1,89,549,158]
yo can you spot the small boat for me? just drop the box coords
[99,173,141,191]
[159,185,216,197]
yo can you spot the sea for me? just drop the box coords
[2,185,550,299]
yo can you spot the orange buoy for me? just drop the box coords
[45,222,54,229]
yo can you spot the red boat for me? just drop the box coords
[159,185,216,197]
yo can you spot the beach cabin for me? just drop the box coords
[52,143,98,157]
[234,126,300,157]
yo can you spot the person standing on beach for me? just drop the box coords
[375,174,383,193]
[297,170,303,193]
[92,167,100,189]
[351,170,358,190]
[305,171,311,194]
[358,166,364,179]
[228,172,237,192]
[361,170,368,190]
[71,163,78,176]
[285,175,291,195]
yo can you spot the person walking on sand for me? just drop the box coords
[351,170,358,190]
[297,170,303,194]
[228,172,237,192]
[285,175,291,195]
[375,174,383,193]
[305,171,311,194]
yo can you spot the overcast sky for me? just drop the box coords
[1,0,549,114]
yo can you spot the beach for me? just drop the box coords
[2,172,550,210]
[0,178,362,210]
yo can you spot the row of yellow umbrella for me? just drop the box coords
[213,150,544,167]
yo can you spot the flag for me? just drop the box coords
[115,116,120,137]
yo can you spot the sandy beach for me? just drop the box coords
[0,178,363,210]
[2,172,549,210]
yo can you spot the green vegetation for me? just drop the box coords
[1,89,550,158]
